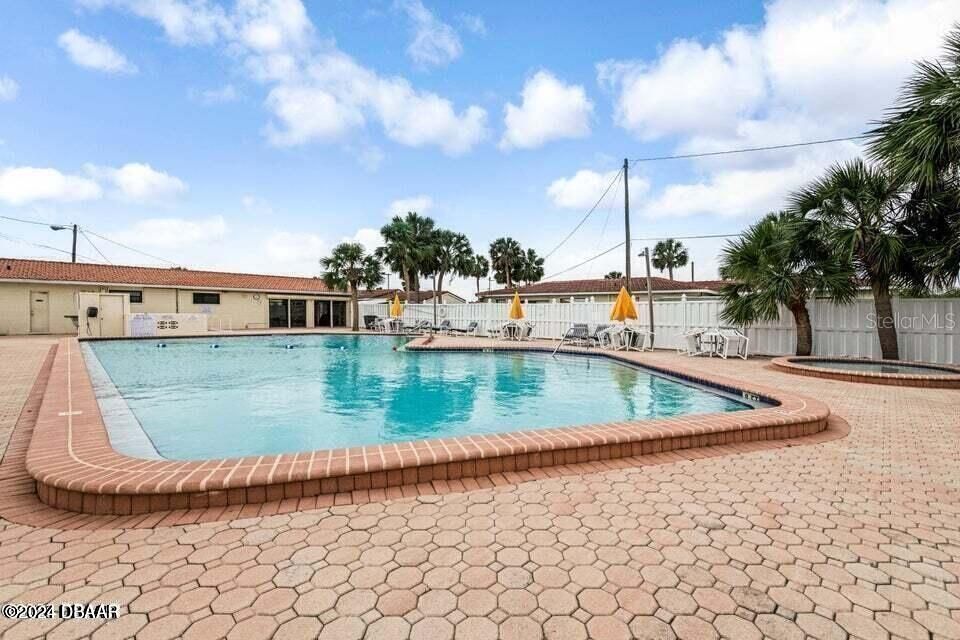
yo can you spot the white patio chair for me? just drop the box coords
[679,328,706,356]
[598,325,626,350]
[717,328,749,360]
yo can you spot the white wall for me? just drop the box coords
[360,297,959,364]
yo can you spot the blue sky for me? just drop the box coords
[0,0,956,298]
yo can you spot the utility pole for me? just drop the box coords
[642,248,655,348]
[50,223,78,262]
[623,158,631,293]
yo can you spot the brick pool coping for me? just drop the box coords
[771,355,960,388]
[25,337,831,515]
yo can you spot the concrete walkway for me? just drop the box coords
[0,336,957,639]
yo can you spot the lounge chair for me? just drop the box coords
[403,319,431,334]
[433,319,453,334]
[517,322,534,341]
[588,324,611,347]
[716,328,749,359]
[624,326,651,351]
[363,315,379,330]
[680,328,707,356]
[450,321,480,336]
[553,323,589,354]
[597,325,626,350]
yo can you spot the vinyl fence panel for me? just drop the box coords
[359,296,958,364]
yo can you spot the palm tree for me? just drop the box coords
[518,248,545,284]
[789,159,920,359]
[719,212,856,356]
[431,229,473,300]
[466,254,490,294]
[489,237,523,289]
[321,243,383,332]
[604,271,623,280]
[376,212,435,292]
[652,239,689,280]
[867,25,960,286]
[867,26,960,193]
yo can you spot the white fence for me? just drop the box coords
[359,297,959,365]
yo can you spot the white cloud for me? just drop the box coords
[599,0,960,145]
[0,166,102,205]
[264,230,325,263]
[597,29,764,141]
[264,85,365,144]
[189,84,239,105]
[547,169,648,210]
[84,162,187,202]
[110,216,227,249]
[501,71,593,150]
[84,0,489,155]
[399,0,462,68]
[458,14,486,37]
[78,0,229,46]
[598,0,960,221]
[640,144,861,219]
[344,227,382,254]
[386,195,432,217]
[265,51,488,154]
[0,75,18,101]
[241,194,274,214]
[57,29,138,74]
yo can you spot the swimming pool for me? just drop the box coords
[85,335,760,460]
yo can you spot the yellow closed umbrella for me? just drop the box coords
[508,290,525,320]
[389,292,404,318]
[610,286,638,322]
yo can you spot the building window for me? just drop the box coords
[109,289,143,304]
[193,292,220,305]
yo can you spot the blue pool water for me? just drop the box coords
[86,335,758,460]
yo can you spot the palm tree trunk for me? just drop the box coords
[668,265,674,280]
[871,280,899,360]
[789,301,813,356]
[402,268,411,292]
[475,276,480,294]
[349,282,360,332]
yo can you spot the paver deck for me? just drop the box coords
[0,334,958,639]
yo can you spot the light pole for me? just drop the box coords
[640,248,654,348]
[50,224,77,263]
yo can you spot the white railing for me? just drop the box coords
[359,297,959,365]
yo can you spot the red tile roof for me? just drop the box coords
[0,257,346,295]
[477,277,727,298]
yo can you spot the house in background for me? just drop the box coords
[476,277,727,304]
[0,258,351,335]
[358,289,466,305]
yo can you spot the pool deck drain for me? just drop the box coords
[25,337,832,515]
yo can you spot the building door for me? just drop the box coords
[315,300,331,327]
[269,299,289,328]
[331,301,347,327]
[99,295,124,337]
[290,300,306,328]
[29,291,49,333]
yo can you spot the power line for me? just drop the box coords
[541,241,625,283]
[72,229,178,266]
[80,229,112,264]
[1,212,178,265]
[0,230,98,262]
[632,232,741,241]
[542,168,622,261]
[0,214,70,227]
[630,134,869,164]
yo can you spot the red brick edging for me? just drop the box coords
[25,338,831,515]
[771,356,960,388]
